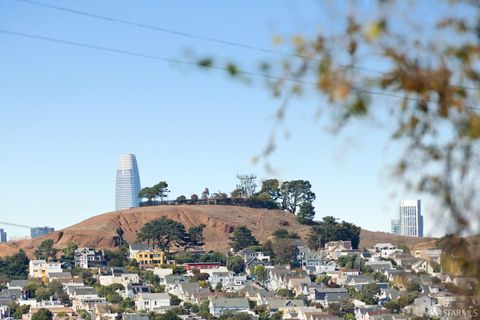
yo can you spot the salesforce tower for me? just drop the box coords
[115,154,141,210]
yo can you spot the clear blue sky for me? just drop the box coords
[0,0,442,238]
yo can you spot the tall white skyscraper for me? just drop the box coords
[115,154,141,211]
[392,199,423,237]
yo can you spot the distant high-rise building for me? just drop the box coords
[115,154,141,210]
[391,200,423,237]
[391,219,401,235]
[0,228,6,242]
[31,226,54,238]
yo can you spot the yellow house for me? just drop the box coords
[133,250,165,267]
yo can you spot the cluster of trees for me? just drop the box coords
[138,179,317,225]
[307,216,361,250]
[0,249,29,279]
[6,302,30,319]
[26,279,71,305]
[136,217,205,251]
[229,225,299,266]
[31,308,53,320]
[244,179,316,224]
[34,239,57,261]
[138,181,170,204]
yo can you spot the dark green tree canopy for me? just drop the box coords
[188,224,206,247]
[307,216,360,250]
[31,308,53,320]
[279,180,315,214]
[297,201,315,225]
[137,217,189,251]
[260,179,281,200]
[229,226,259,252]
[227,256,245,274]
[34,239,57,261]
[138,181,170,204]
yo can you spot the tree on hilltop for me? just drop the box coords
[138,187,157,204]
[279,180,315,214]
[297,201,315,225]
[190,194,199,204]
[138,181,170,204]
[153,181,170,203]
[176,195,187,204]
[260,179,281,200]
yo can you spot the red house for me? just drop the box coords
[184,262,222,271]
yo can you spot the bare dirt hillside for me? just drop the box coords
[0,205,311,257]
[0,205,458,258]
[358,229,435,250]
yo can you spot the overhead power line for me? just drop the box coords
[0,29,311,84]
[12,0,479,92]
[0,221,33,229]
[0,28,479,111]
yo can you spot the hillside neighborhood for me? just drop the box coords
[0,216,476,320]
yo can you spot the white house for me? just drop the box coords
[135,293,170,312]
[209,271,247,292]
[99,273,140,287]
[372,243,403,258]
[152,267,173,277]
[74,247,106,269]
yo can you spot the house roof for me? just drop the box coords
[122,314,150,320]
[238,248,256,255]
[324,292,349,302]
[257,290,276,298]
[180,283,209,295]
[0,297,15,307]
[314,288,348,294]
[7,280,29,288]
[71,286,97,296]
[164,275,186,284]
[382,288,407,300]
[0,289,22,299]
[138,293,170,300]
[265,299,305,309]
[130,243,154,251]
[210,297,250,308]
[47,272,72,278]
[245,257,270,268]
[345,275,374,284]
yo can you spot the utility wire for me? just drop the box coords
[13,0,478,92]
[0,29,311,84]
[1,28,479,111]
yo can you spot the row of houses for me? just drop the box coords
[1,238,474,320]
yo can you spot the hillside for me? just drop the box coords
[0,205,441,257]
[0,205,311,257]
